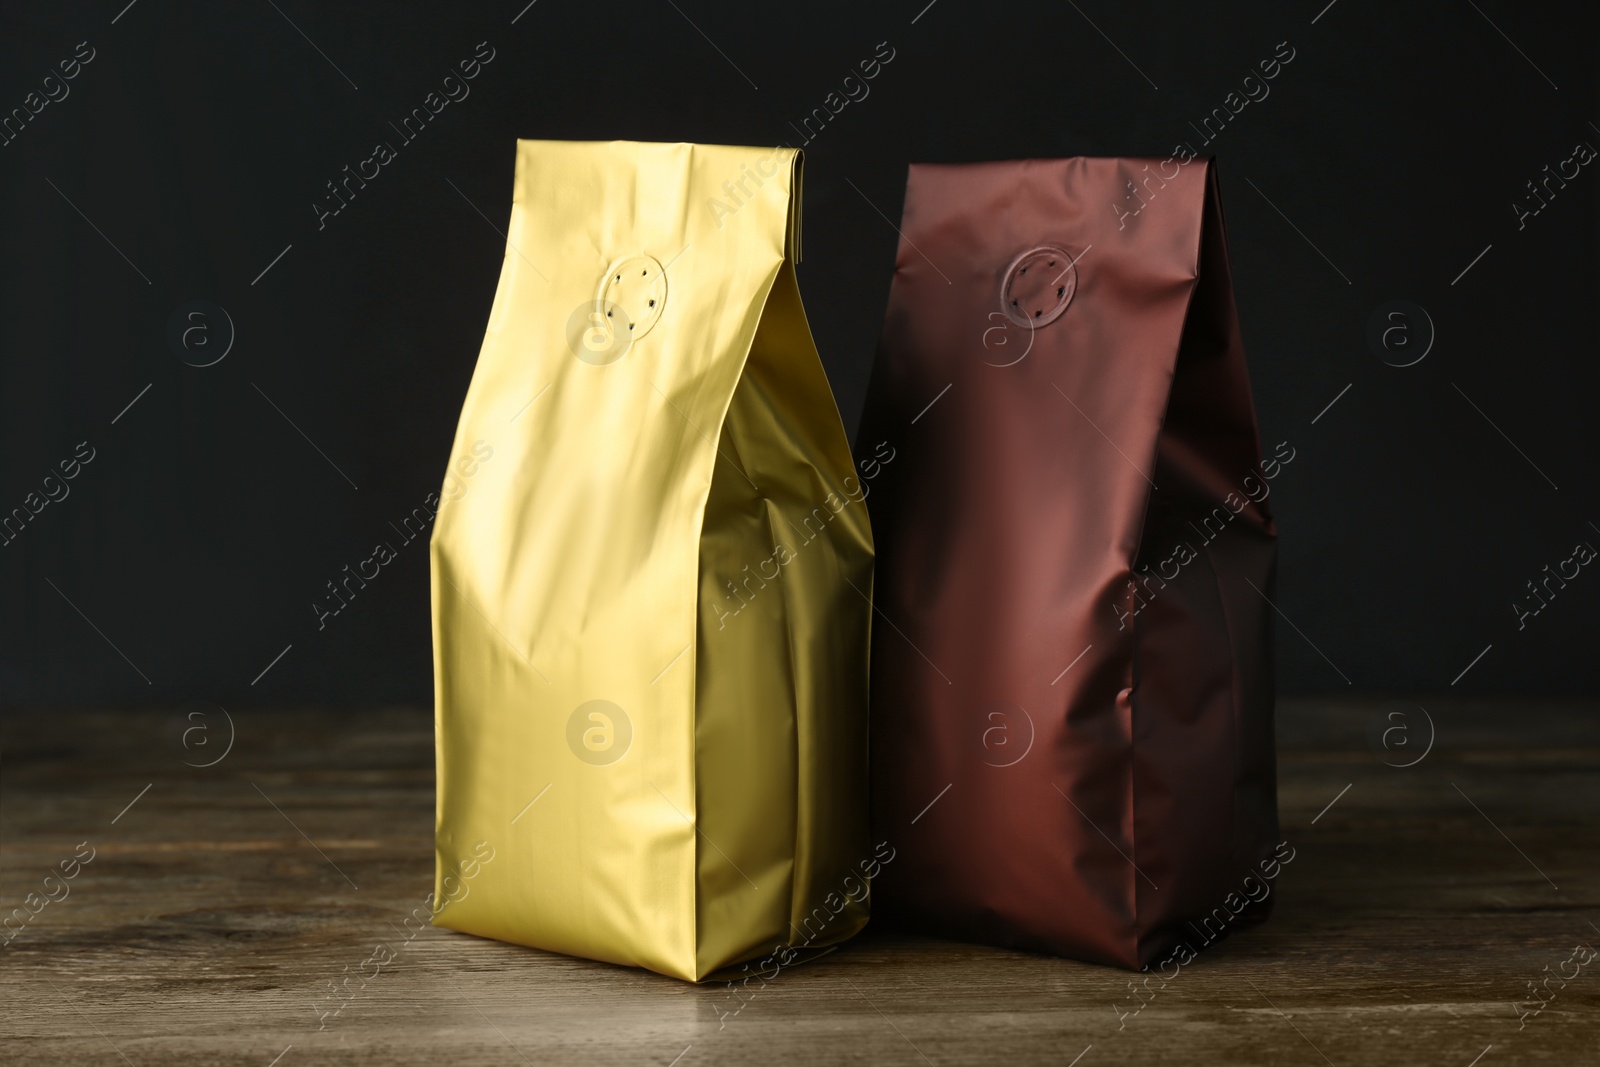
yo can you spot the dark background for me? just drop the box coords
[2,0,1595,708]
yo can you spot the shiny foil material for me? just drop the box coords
[857,157,1280,968]
[432,140,873,982]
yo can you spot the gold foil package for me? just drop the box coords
[431,140,873,981]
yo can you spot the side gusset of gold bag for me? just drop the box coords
[431,140,874,982]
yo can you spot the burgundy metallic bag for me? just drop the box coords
[856,157,1281,968]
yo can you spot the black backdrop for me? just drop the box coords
[2,0,1595,707]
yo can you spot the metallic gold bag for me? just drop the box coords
[430,140,873,982]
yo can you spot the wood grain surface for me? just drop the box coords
[2,696,1596,1065]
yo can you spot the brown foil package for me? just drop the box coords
[856,157,1280,969]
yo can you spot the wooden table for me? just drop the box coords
[2,697,1596,1065]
